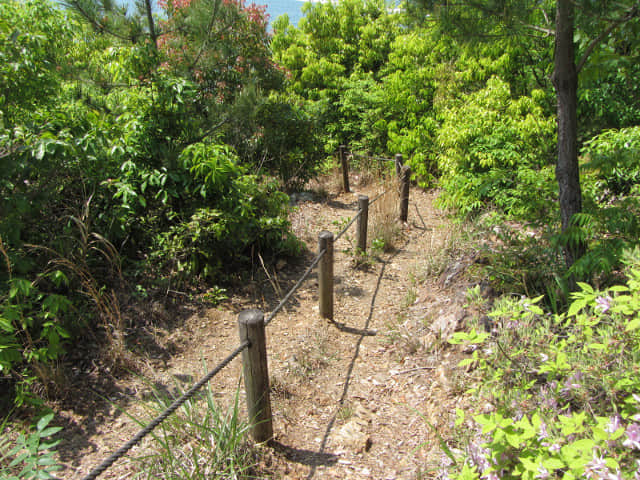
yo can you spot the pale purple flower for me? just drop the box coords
[605,415,622,435]
[438,468,451,480]
[561,371,583,398]
[543,442,561,453]
[468,442,491,471]
[584,454,609,479]
[623,423,640,450]
[481,470,500,480]
[595,295,612,313]
[608,469,624,480]
[535,464,550,480]
[538,421,549,441]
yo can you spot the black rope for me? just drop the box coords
[369,190,388,206]
[264,249,326,326]
[81,340,249,480]
[83,174,392,478]
[334,209,362,242]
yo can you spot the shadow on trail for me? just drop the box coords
[304,252,393,479]
[329,319,377,337]
[270,440,339,468]
[303,209,430,479]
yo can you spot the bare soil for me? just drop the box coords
[53,174,485,479]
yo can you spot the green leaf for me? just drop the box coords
[567,299,587,317]
[626,318,640,331]
[609,285,629,292]
[455,408,465,427]
[36,414,54,432]
[543,457,565,470]
[0,317,15,333]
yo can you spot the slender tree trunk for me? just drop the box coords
[144,0,158,51]
[552,0,584,269]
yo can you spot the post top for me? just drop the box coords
[238,309,264,326]
[318,230,334,240]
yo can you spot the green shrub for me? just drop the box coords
[582,126,640,200]
[147,142,300,283]
[444,247,640,479]
[436,78,556,219]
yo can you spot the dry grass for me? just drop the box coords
[420,217,476,279]
[370,176,401,252]
[284,324,333,379]
[308,163,343,197]
[33,198,135,372]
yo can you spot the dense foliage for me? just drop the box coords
[0,0,311,406]
[448,247,640,479]
[1,3,639,475]
[271,0,640,288]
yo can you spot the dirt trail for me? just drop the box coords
[61,178,479,479]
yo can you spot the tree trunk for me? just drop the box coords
[552,0,584,269]
[144,0,158,51]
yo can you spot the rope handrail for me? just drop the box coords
[264,248,326,326]
[342,150,395,164]
[81,340,250,480]
[371,155,394,163]
[82,150,400,478]
[334,209,363,242]
[369,189,388,206]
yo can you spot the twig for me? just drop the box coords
[392,366,436,375]
[258,253,282,300]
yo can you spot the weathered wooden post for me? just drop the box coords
[237,309,273,443]
[395,153,403,178]
[399,165,411,223]
[318,230,334,320]
[340,145,350,193]
[356,195,369,254]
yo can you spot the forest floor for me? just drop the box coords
[54,171,489,479]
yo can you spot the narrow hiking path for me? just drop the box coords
[61,177,482,479]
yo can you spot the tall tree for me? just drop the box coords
[417,0,639,269]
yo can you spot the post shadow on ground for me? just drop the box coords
[301,215,427,479]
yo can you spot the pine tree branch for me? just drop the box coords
[64,0,132,42]
[576,3,638,74]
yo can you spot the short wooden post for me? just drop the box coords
[340,145,350,193]
[395,153,403,178]
[399,165,411,223]
[237,309,273,443]
[356,195,369,254]
[318,230,334,320]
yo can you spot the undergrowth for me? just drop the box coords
[0,413,62,479]
[132,375,258,480]
[443,246,640,480]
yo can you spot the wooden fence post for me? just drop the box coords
[395,153,403,178]
[340,145,350,193]
[399,165,411,223]
[356,195,369,254]
[318,230,334,320]
[237,309,273,443]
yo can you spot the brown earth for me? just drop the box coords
[52,173,486,479]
